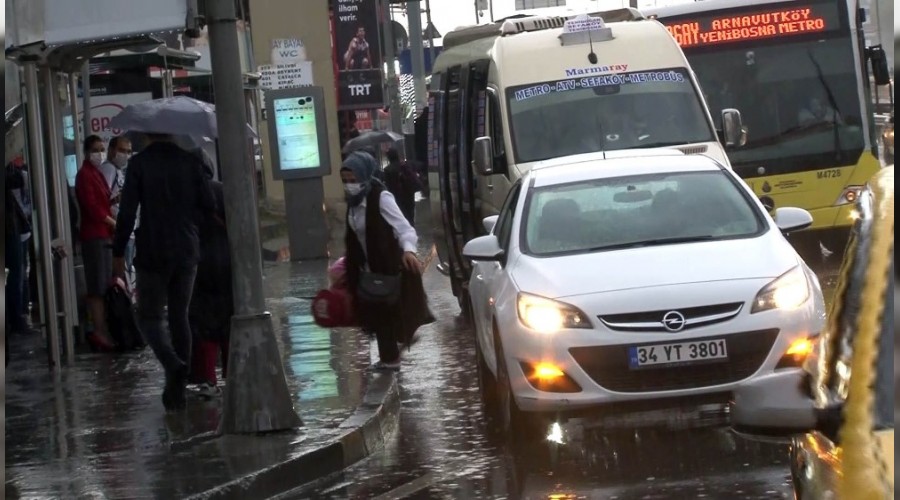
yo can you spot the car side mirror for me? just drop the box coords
[473,136,494,176]
[463,235,504,261]
[483,215,499,234]
[774,207,813,233]
[721,108,743,148]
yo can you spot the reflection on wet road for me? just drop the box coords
[286,205,845,499]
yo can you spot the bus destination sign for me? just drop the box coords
[660,3,841,48]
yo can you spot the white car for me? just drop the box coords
[462,153,826,438]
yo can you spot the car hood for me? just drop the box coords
[511,233,800,298]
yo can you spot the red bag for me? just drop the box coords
[311,287,356,327]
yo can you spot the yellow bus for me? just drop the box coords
[647,0,891,257]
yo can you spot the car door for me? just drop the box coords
[793,167,894,499]
[471,181,523,376]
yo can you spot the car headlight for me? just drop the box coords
[751,265,811,313]
[516,293,592,333]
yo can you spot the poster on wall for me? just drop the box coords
[77,92,153,144]
[333,0,385,110]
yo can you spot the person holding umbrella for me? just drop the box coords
[113,132,216,411]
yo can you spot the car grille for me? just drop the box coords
[569,329,779,393]
[598,302,744,332]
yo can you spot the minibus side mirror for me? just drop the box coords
[722,109,744,149]
[473,136,494,176]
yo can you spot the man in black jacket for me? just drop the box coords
[113,133,215,411]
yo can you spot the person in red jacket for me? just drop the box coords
[75,135,117,351]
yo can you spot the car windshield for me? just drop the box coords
[506,67,715,164]
[522,170,765,256]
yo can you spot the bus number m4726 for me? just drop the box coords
[817,169,842,179]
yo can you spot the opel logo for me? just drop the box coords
[662,311,686,332]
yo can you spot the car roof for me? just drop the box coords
[528,153,727,188]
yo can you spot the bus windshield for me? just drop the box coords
[505,67,714,164]
[691,36,865,175]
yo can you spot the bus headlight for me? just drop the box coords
[834,186,863,206]
[517,293,592,333]
[751,266,810,313]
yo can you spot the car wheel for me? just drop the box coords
[494,330,541,444]
[474,334,499,422]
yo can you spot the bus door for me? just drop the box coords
[427,74,452,283]
[438,66,468,296]
[462,60,490,239]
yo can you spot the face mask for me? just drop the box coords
[89,152,104,167]
[113,152,129,168]
[344,183,363,196]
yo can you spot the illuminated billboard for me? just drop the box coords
[264,86,331,180]
[657,2,842,49]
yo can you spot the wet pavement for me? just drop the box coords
[5,260,373,499]
[5,199,846,499]
[285,202,845,500]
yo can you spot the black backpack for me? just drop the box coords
[105,281,145,352]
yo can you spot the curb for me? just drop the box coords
[188,372,400,500]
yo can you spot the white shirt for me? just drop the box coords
[101,160,138,236]
[349,190,418,260]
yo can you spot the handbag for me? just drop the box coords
[357,271,401,305]
[311,287,356,327]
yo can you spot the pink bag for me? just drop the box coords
[329,256,348,289]
[312,257,357,328]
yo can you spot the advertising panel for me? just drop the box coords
[264,86,332,180]
[333,0,385,110]
[77,92,153,144]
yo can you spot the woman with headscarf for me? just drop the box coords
[342,150,434,371]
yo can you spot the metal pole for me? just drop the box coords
[425,0,435,72]
[382,0,403,133]
[24,63,62,371]
[42,68,78,365]
[69,74,85,168]
[407,1,428,114]
[206,0,302,434]
[81,63,91,140]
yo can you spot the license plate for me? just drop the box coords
[628,339,728,368]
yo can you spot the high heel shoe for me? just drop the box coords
[87,333,116,352]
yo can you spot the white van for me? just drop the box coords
[427,9,744,310]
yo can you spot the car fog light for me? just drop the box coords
[521,362,582,393]
[776,336,816,369]
[534,363,565,380]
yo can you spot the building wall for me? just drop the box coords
[248,0,345,226]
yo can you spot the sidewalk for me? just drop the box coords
[5,260,399,499]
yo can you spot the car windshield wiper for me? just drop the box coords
[585,235,715,252]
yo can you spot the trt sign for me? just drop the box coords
[337,70,384,110]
